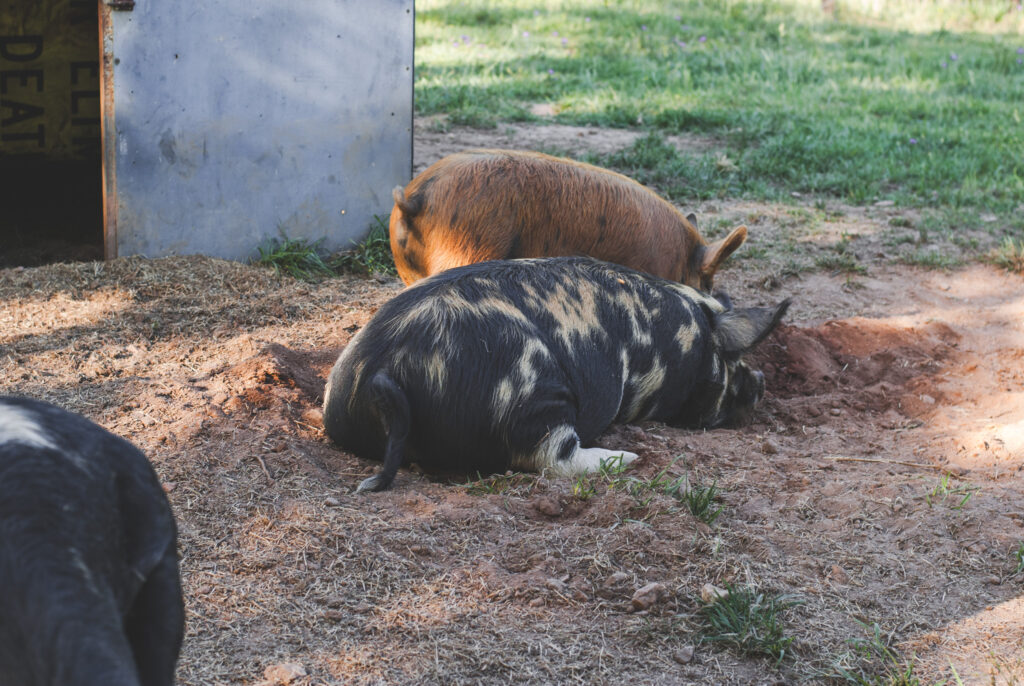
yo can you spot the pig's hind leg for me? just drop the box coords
[536,425,637,477]
[507,398,637,477]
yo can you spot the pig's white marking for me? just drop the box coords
[523,424,638,476]
[556,446,638,475]
[0,405,58,451]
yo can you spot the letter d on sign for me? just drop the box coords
[0,36,43,62]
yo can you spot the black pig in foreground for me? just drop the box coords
[323,257,789,492]
[0,396,184,686]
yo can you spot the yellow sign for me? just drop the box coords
[1,0,100,158]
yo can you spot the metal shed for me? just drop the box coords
[1,0,413,264]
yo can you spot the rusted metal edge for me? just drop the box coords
[98,0,117,259]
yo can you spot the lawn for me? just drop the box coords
[415,0,1024,245]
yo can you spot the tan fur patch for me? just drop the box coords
[622,355,668,422]
[612,287,653,347]
[492,338,551,419]
[537,282,604,348]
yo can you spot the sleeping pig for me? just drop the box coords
[389,149,747,290]
[323,257,788,492]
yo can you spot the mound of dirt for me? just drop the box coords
[749,318,961,428]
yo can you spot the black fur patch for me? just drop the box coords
[0,396,183,686]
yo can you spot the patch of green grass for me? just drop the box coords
[699,584,799,664]
[899,250,963,269]
[255,232,335,282]
[418,0,1024,242]
[924,472,979,510]
[888,216,914,229]
[1012,541,1024,575]
[833,622,954,686]
[568,455,724,523]
[329,216,397,277]
[255,218,397,281]
[571,453,632,500]
[596,453,632,478]
[572,473,598,500]
[883,232,920,247]
[816,253,868,275]
[989,236,1024,273]
[732,245,769,262]
[664,476,724,525]
[611,459,724,524]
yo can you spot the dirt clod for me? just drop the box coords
[631,582,670,611]
[673,646,696,665]
[701,583,729,604]
[531,495,562,517]
[263,663,307,685]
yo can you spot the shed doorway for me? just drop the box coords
[1,0,103,267]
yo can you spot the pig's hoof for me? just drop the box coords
[356,474,389,493]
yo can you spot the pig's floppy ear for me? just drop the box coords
[699,225,748,280]
[714,298,791,357]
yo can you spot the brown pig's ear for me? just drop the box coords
[686,212,699,228]
[700,225,748,279]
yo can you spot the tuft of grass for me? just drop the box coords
[816,253,868,275]
[565,455,724,523]
[833,622,939,686]
[329,216,397,277]
[571,453,632,500]
[613,459,725,524]
[988,236,1024,273]
[572,473,598,500]
[597,453,632,478]
[664,476,724,525]
[899,250,963,270]
[699,584,799,664]
[924,472,979,510]
[255,232,335,282]
[1013,541,1024,575]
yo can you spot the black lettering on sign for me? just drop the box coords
[71,63,101,155]
[0,36,43,62]
[70,61,98,85]
[70,90,98,114]
[2,124,44,146]
[0,69,43,94]
[2,98,44,127]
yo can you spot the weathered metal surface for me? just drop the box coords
[106,0,413,260]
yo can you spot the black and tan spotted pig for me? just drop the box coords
[323,257,789,492]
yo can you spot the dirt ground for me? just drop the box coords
[2,122,1024,685]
